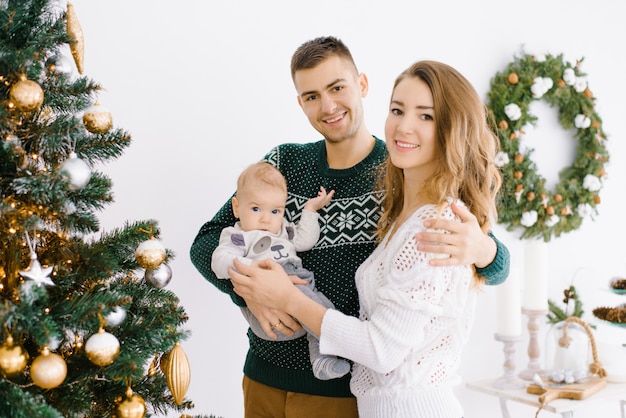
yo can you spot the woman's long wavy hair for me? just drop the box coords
[376,60,502,241]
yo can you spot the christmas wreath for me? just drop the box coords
[487,51,609,242]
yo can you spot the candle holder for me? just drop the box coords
[519,307,548,380]
[493,333,526,389]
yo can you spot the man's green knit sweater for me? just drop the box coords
[190,138,509,397]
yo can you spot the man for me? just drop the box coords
[190,36,509,418]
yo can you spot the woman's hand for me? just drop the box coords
[229,259,305,338]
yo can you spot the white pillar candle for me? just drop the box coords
[496,266,522,337]
[523,239,548,311]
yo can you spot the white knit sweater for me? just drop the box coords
[320,203,477,418]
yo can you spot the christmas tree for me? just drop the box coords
[0,1,211,416]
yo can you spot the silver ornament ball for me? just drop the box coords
[144,263,172,288]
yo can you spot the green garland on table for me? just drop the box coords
[487,51,609,242]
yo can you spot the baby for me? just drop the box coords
[211,161,350,380]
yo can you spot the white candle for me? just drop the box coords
[523,239,548,311]
[496,266,522,337]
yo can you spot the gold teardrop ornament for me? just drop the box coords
[160,343,191,405]
[66,2,84,74]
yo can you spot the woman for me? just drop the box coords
[230,60,502,418]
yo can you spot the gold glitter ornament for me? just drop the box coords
[0,335,29,377]
[83,102,113,134]
[10,77,44,112]
[160,343,191,405]
[116,387,146,418]
[30,347,67,389]
[84,327,120,366]
[135,239,166,270]
[66,2,84,74]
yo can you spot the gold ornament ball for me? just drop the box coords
[135,239,166,270]
[30,347,67,389]
[85,328,120,366]
[0,336,29,377]
[10,78,44,112]
[116,387,146,418]
[83,102,113,134]
[160,343,191,405]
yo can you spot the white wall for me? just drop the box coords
[69,1,626,416]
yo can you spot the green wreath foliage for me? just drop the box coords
[487,51,609,242]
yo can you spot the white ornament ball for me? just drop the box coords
[144,263,172,288]
[61,152,91,190]
[135,239,166,270]
[104,306,127,327]
[47,53,77,77]
[84,329,120,367]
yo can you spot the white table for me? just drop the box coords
[466,378,626,418]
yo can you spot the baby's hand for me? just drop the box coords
[304,186,335,212]
[288,275,308,286]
